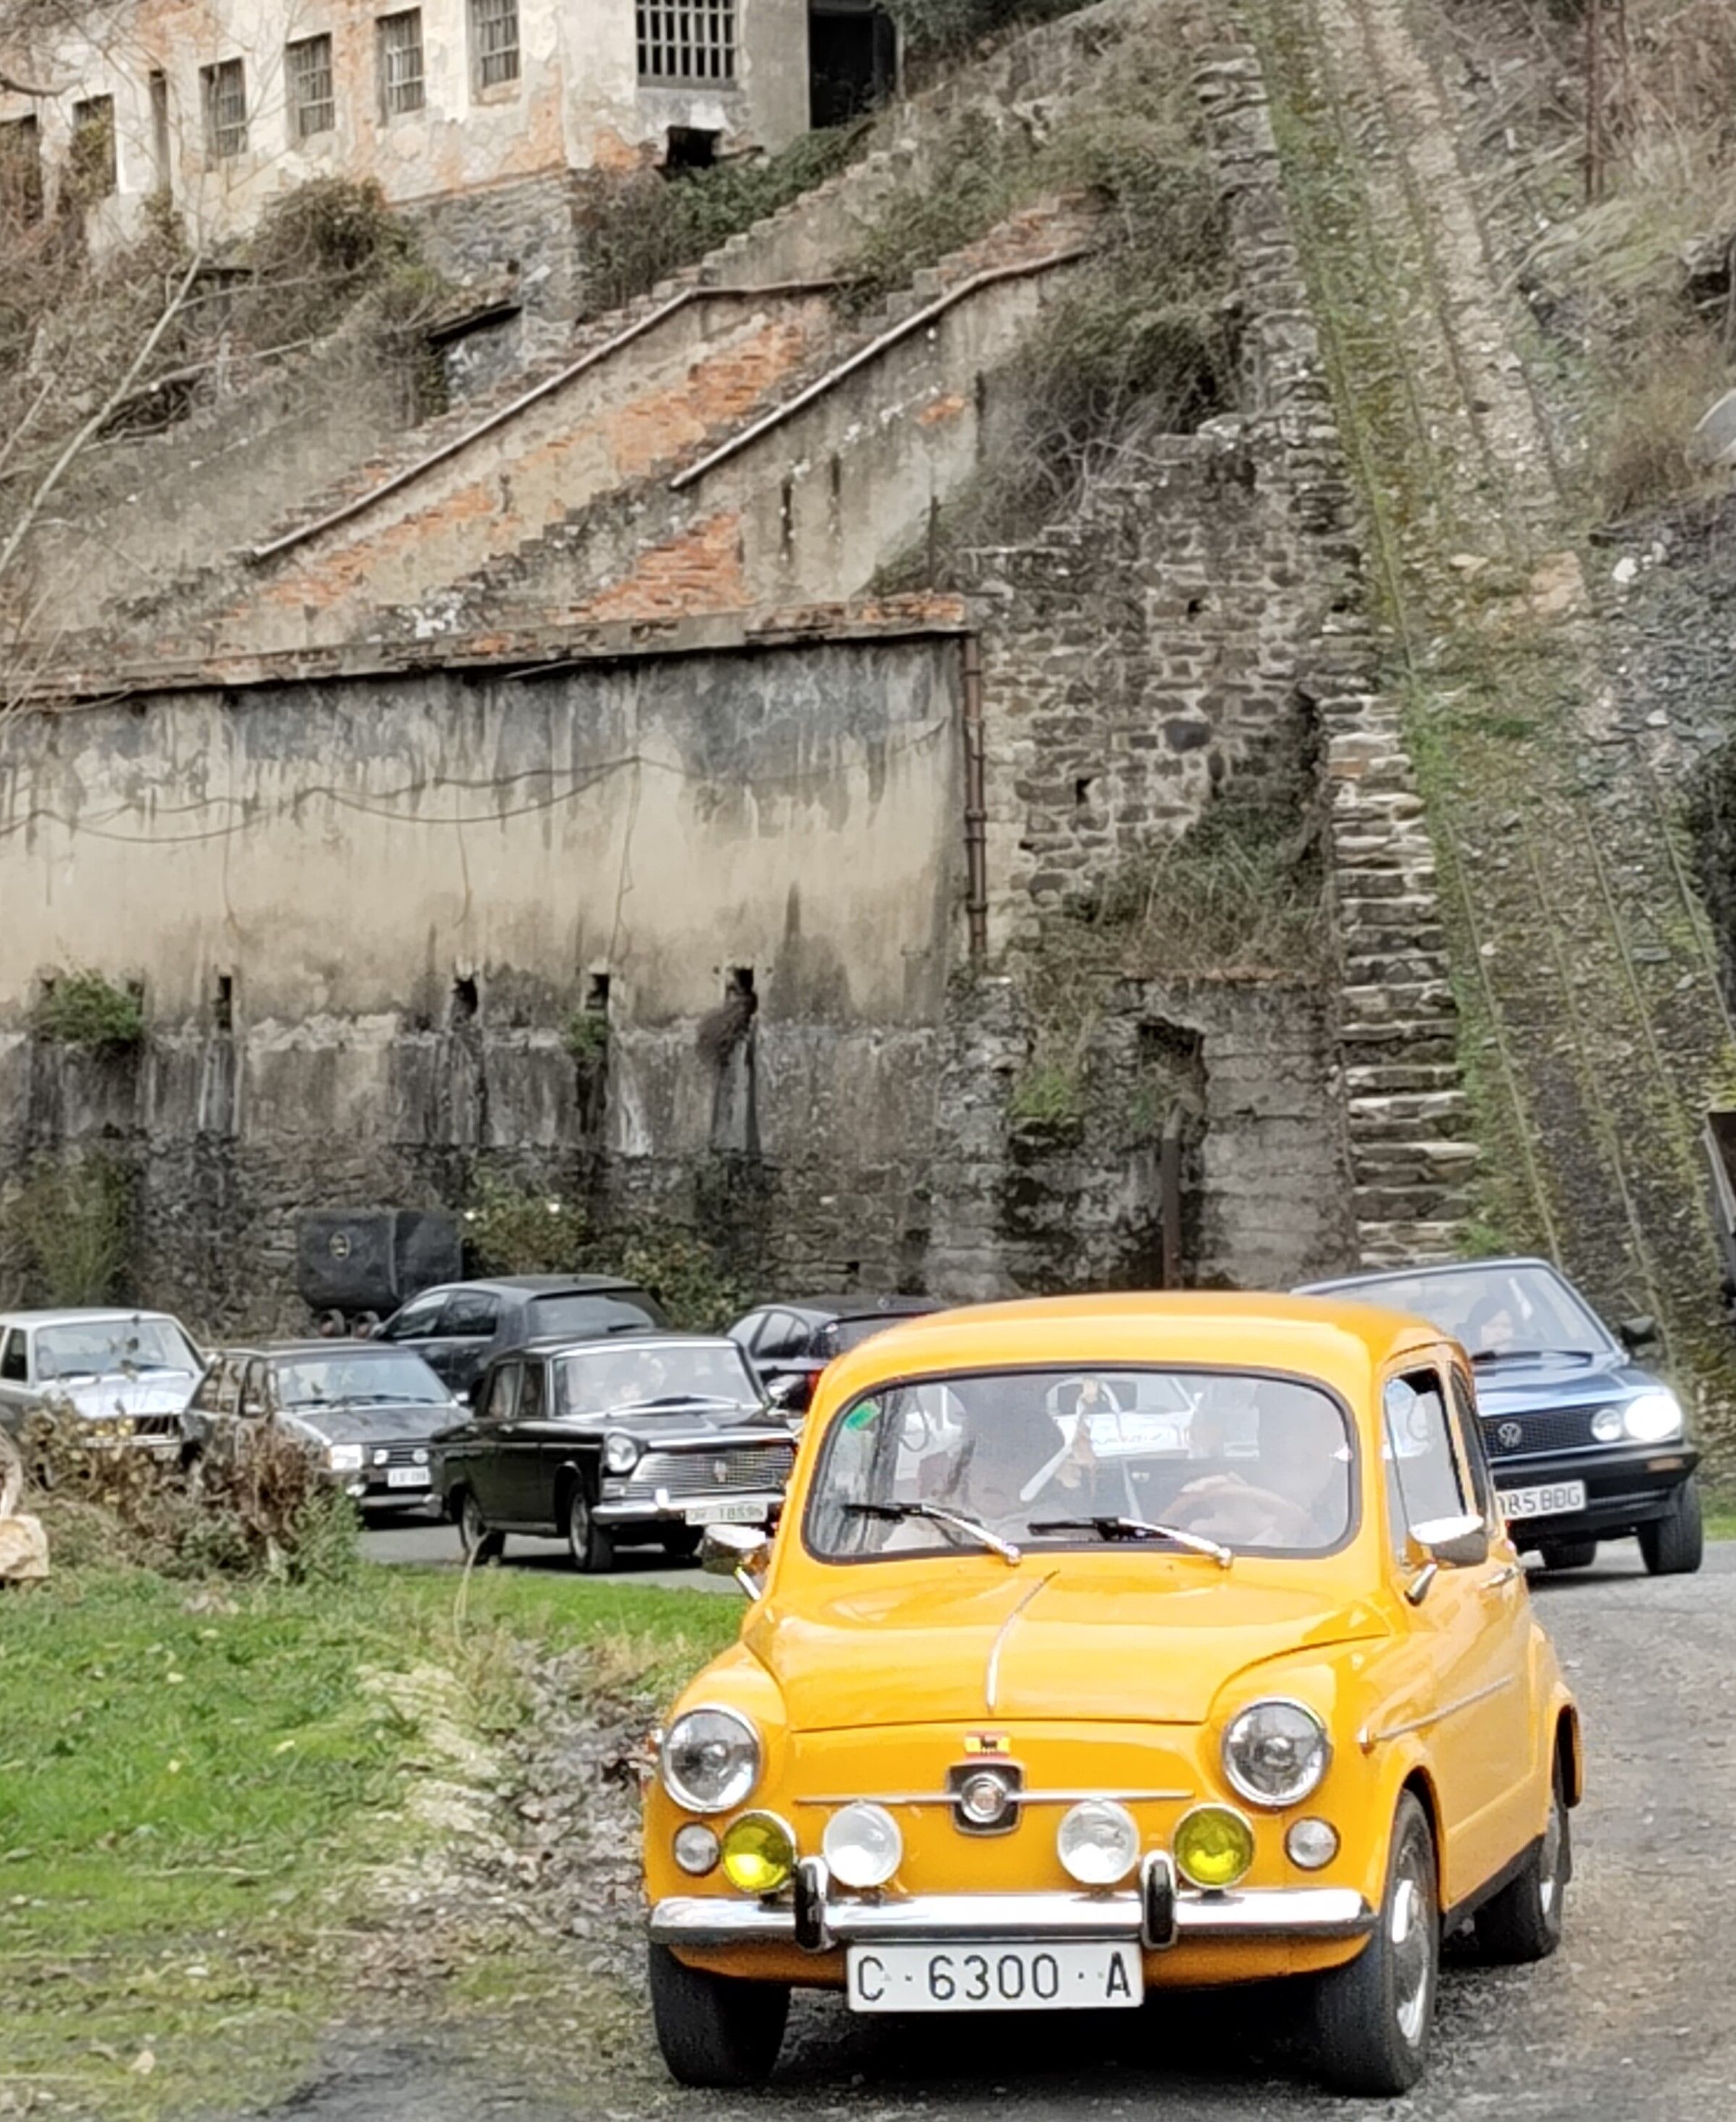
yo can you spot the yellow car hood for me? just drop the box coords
[751,1565,1386,1731]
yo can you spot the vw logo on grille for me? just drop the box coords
[712,1458,730,1484]
[1498,1421,1524,1451]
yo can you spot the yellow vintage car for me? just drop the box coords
[643,1294,1581,2095]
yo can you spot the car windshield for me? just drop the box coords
[555,1342,765,1416]
[806,1367,1355,1558]
[35,1317,199,1379]
[273,1353,450,1408]
[527,1292,664,1337]
[1327,1265,1610,1362]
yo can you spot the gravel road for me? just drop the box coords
[242,1543,1736,2122]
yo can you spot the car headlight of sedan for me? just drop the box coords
[659,1706,762,1814]
[1222,1699,1329,1808]
[325,1443,365,1473]
[602,1432,641,1475]
[1621,1392,1683,1443]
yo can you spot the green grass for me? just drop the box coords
[0,1562,734,2118]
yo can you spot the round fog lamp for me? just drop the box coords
[1056,1799,1140,1887]
[823,1802,902,1890]
[719,1812,797,1895]
[958,1770,1015,1827]
[1173,1804,1255,1892]
[1285,1817,1340,1871]
[673,1822,720,1876]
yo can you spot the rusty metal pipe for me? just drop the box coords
[962,632,988,962]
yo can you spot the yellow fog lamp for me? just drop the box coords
[719,1811,797,1895]
[1173,1804,1256,1892]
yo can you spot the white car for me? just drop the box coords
[0,1308,207,1452]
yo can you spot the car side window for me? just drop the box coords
[1448,1367,1498,1526]
[1382,1368,1467,1554]
[754,1310,807,1361]
[482,1363,520,1424]
[443,1292,500,1339]
[518,1362,545,1421]
[0,1329,27,1384]
[383,1292,445,1342]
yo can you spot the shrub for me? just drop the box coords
[589,1222,745,1330]
[1008,1060,1086,1128]
[0,1155,136,1305]
[463,1170,583,1275]
[563,1009,610,1066]
[31,970,144,1053]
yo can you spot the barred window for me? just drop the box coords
[69,96,116,198]
[637,1,737,82]
[470,0,519,89]
[287,34,335,139]
[377,9,426,118]
[201,58,248,160]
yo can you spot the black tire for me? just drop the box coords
[456,1489,504,1565]
[1311,1791,1438,2097]
[648,1942,788,2088]
[1475,1754,1569,1964]
[564,1477,615,1574]
[1639,1478,1703,1575]
[1536,1538,1597,1572]
[660,1525,704,1561]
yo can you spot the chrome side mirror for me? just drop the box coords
[1411,1513,1490,1570]
[700,1521,771,1593]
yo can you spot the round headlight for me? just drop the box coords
[1056,1799,1140,1887]
[1623,1392,1683,1443]
[673,1822,720,1876]
[720,1812,796,1895]
[660,1707,761,1814]
[1285,1817,1340,1871]
[1222,1699,1329,1808]
[603,1432,641,1474]
[823,1802,902,1889]
[1173,1804,1256,1891]
[1591,1408,1624,1443]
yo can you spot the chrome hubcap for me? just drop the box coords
[1539,1793,1564,1921]
[1389,1839,1433,2047]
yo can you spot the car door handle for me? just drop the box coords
[1480,1563,1522,1593]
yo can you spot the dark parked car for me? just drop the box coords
[727,1295,951,1414]
[437,1334,797,1571]
[1297,1256,1702,1574]
[372,1274,669,1396]
[186,1341,465,1511]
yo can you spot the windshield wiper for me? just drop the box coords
[843,1500,1022,1565]
[611,1394,745,1413]
[1028,1514,1233,1568]
[1470,1347,1596,1368]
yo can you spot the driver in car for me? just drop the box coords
[1164,1387,1350,1548]
[924,1381,1127,1530]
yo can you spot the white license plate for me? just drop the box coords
[386,1466,431,1488]
[845,1941,1142,2014]
[1498,1480,1587,1521]
[682,1497,771,1526]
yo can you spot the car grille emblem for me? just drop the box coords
[713,1458,730,1484]
[1498,1421,1524,1451]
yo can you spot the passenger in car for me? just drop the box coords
[1165,1387,1351,1549]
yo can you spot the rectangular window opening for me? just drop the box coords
[636,1,737,83]
[377,9,427,118]
[70,96,117,199]
[0,114,44,227]
[201,58,248,160]
[469,0,520,91]
[287,34,336,139]
[147,70,170,193]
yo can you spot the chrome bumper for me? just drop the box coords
[650,1856,1373,1952]
[594,1490,784,1526]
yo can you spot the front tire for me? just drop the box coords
[1639,1478,1703,1575]
[1536,1538,1597,1572]
[456,1489,504,1565]
[648,1943,788,2087]
[1311,1791,1438,2096]
[564,1479,615,1574]
[1475,1754,1568,1964]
